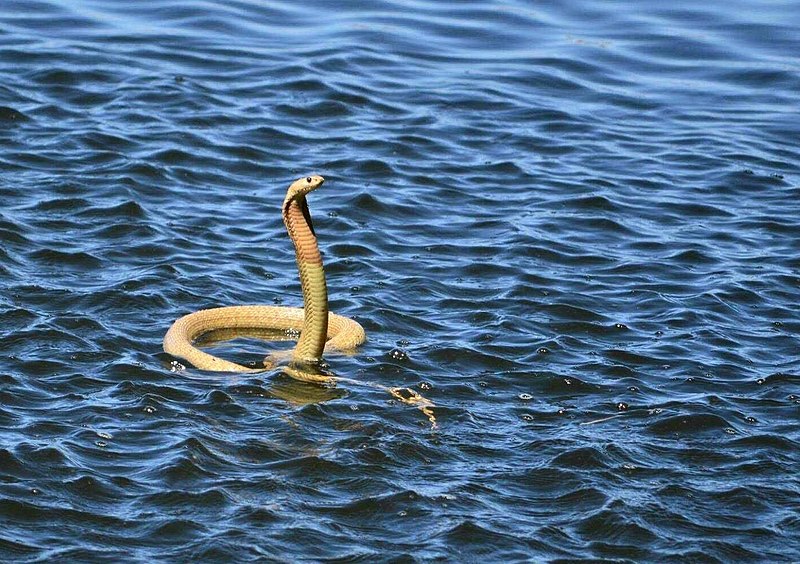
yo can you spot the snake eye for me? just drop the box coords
[306,177,312,183]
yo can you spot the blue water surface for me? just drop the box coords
[1,0,799,561]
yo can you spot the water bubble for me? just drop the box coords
[537,347,549,354]
[744,416,757,424]
[327,210,338,217]
[756,378,765,385]
[617,402,628,411]
[349,405,359,411]
[655,330,663,336]
[563,378,572,385]
[557,408,567,415]
[272,296,283,304]
[31,488,39,495]
[143,405,157,414]
[628,386,639,392]
[389,348,408,360]
[724,428,737,435]
[95,441,107,447]
[614,323,627,329]
[397,339,410,347]
[350,286,360,292]
[96,431,112,440]
[285,328,300,339]
[170,360,185,372]
[419,381,432,390]
[478,381,488,388]
[518,393,533,401]
[398,510,407,517]
[521,414,533,421]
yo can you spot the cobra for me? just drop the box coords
[163,175,366,376]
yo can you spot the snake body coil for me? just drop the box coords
[163,175,366,372]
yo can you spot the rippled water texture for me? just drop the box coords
[1,0,799,560]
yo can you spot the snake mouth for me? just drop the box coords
[300,175,324,195]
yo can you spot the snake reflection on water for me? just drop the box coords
[163,176,435,424]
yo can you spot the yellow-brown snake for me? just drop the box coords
[163,176,435,424]
[164,176,365,375]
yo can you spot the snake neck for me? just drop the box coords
[283,195,329,362]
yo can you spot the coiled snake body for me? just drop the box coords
[163,176,435,425]
[163,175,366,375]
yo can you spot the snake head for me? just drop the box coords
[284,175,325,236]
[287,175,325,200]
